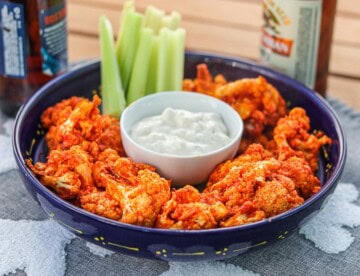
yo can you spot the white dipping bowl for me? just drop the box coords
[120,91,244,186]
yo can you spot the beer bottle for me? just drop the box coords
[260,0,337,96]
[0,0,67,116]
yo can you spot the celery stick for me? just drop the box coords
[118,0,135,32]
[115,8,143,94]
[144,36,159,95]
[162,11,181,29]
[156,27,172,92]
[127,28,154,104]
[99,16,126,117]
[169,28,186,90]
[155,28,186,92]
[143,6,165,35]
[115,0,135,79]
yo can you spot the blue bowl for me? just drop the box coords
[13,52,346,261]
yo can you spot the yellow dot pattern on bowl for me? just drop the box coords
[94,236,106,245]
[172,251,205,256]
[48,212,83,235]
[278,230,289,240]
[45,213,289,258]
[107,242,140,252]
[26,123,46,157]
[216,247,228,256]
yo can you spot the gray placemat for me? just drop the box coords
[0,97,359,276]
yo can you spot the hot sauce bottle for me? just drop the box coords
[260,0,337,96]
[0,0,67,116]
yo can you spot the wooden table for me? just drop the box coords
[68,0,360,111]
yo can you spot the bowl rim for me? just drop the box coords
[13,51,347,236]
[120,91,244,159]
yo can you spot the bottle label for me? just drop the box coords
[0,1,26,78]
[39,2,67,76]
[260,0,322,89]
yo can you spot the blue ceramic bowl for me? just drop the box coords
[13,52,346,261]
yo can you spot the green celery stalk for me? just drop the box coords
[115,6,143,94]
[142,5,165,35]
[118,1,135,32]
[169,28,186,90]
[156,27,172,92]
[155,27,186,92]
[127,28,154,104]
[99,15,126,117]
[161,11,181,29]
[144,35,159,95]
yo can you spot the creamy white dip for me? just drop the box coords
[130,107,231,156]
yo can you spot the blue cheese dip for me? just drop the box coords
[130,107,231,156]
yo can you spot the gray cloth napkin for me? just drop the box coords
[1,98,359,276]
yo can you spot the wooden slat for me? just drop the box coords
[328,76,360,111]
[67,2,360,78]
[68,34,99,61]
[69,33,360,111]
[329,44,360,79]
[338,0,360,16]
[334,16,360,45]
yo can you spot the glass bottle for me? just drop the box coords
[260,0,337,96]
[0,0,67,117]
